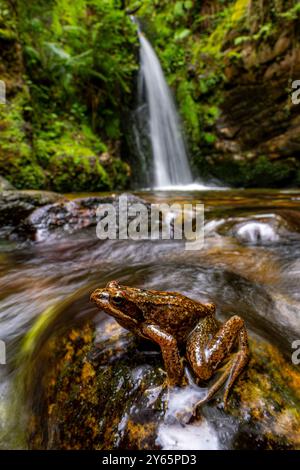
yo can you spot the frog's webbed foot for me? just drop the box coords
[187,315,249,414]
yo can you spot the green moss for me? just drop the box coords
[243,156,295,187]
[0,0,138,192]
[105,158,131,190]
[176,81,200,144]
[10,163,46,190]
[49,150,111,193]
[32,119,133,192]
[207,156,297,188]
[231,0,249,23]
[0,90,47,189]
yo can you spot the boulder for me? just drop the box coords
[24,194,151,242]
[27,317,300,450]
[0,190,65,238]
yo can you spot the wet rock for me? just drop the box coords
[0,190,65,238]
[273,35,291,57]
[212,213,300,245]
[276,209,300,234]
[24,194,151,242]
[233,221,280,244]
[0,176,15,191]
[206,26,300,187]
[27,317,300,450]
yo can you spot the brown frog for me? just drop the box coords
[90,281,249,410]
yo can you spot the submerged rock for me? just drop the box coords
[27,315,300,450]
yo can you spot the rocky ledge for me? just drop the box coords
[0,189,149,242]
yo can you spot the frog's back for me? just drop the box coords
[141,290,207,343]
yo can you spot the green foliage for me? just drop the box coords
[1,0,299,191]
[49,152,111,193]
[18,0,138,137]
[209,156,296,188]
[176,81,200,144]
[11,163,47,190]
[33,119,107,167]
[279,3,300,21]
[105,158,131,190]
[0,0,138,191]
[0,90,46,189]
[242,156,295,187]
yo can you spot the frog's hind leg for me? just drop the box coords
[186,315,249,410]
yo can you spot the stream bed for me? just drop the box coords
[0,188,300,449]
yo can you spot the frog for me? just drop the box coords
[90,280,249,411]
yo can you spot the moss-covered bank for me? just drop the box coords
[0,0,136,191]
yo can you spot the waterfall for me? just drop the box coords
[136,29,193,188]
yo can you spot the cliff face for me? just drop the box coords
[212,0,300,186]
[140,0,300,187]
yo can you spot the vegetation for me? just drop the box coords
[0,0,137,191]
[0,0,299,190]
[136,0,300,186]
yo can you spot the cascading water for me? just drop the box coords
[136,28,193,188]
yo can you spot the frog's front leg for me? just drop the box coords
[141,323,184,385]
[186,314,249,409]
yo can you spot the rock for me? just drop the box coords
[0,176,15,191]
[205,24,300,186]
[215,213,299,245]
[24,194,151,242]
[274,35,291,57]
[27,316,300,450]
[0,190,65,238]
[257,44,274,64]
[0,191,151,242]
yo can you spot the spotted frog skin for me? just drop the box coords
[90,281,249,409]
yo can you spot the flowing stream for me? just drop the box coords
[0,189,300,449]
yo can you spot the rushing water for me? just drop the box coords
[137,29,193,188]
[0,189,300,449]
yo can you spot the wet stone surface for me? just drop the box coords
[27,317,300,450]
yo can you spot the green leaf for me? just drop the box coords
[174,29,191,41]
[184,0,193,10]
[44,42,70,60]
[174,1,184,17]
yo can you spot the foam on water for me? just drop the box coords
[236,221,279,244]
[156,384,220,450]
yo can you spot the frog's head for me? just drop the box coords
[90,281,145,329]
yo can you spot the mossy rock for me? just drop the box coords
[205,156,297,188]
[48,152,111,193]
[26,314,300,450]
[0,91,47,189]
[101,157,131,190]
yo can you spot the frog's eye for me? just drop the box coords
[111,293,124,306]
